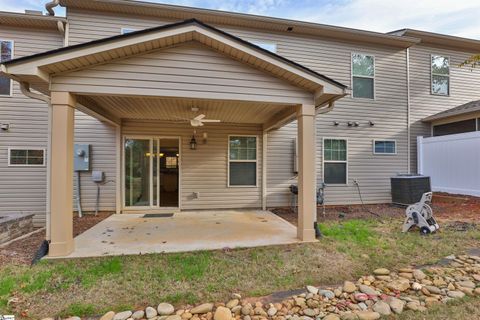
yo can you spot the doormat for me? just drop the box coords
[143,213,174,218]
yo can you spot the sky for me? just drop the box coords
[1,0,480,39]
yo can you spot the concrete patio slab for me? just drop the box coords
[63,210,300,258]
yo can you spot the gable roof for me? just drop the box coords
[58,0,419,48]
[1,19,347,107]
[423,100,480,123]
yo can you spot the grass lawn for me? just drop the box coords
[1,217,479,319]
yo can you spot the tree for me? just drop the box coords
[460,54,480,68]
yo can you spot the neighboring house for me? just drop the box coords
[0,0,479,256]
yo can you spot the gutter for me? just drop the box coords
[19,82,53,242]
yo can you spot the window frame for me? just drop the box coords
[227,134,258,188]
[372,139,397,155]
[8,147,46,167]
[351,52,375,100]
[322,137,348,186]
[121,28,138,34]
[430,54,450,96]
[0,39,14,97]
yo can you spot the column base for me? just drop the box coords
[297,228,316,242]
[48,240,74,257]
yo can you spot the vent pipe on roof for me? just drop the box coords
[45,0,60,16]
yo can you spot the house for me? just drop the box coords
[0,0,479,257]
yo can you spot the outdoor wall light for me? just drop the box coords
[369,121,375,126]
[347,121,353,127]
[0,123,9,131]
[333,121,339,126]
[190,135,197,150]
[354,122,360,127]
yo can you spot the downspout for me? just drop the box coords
[20,82,53,241]
[45,0,59,16]
[406,48,411,174]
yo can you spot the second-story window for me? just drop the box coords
[431,55,450,96]
[0,40,13,96]
[352,53,375,99]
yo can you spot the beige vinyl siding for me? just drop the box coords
[122,120,263,209]
[66,8,410,206]
[51,42,313,105]
[0,26,63,225]
[409,45,480,173]
[73,112,117,213]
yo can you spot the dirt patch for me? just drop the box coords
[0,212,112,266]
[272,192,480,226]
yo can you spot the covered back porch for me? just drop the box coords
[1,19,346,257]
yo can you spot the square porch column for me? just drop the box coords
[296,104,316,242]
[48,92,76,257]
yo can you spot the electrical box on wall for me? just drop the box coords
[74,144,91,172]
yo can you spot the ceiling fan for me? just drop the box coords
[189,114,221,127]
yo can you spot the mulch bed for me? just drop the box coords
[271,192,480,226]
[0,212,112,266]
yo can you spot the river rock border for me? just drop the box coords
[52,254,480,320]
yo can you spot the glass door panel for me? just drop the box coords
[124,138,151,207]
[159,138,179,207]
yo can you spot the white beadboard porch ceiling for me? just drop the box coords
[79,95,294,124]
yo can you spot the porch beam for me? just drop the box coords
[296,104,316,242]
[48,91,76,257]
[76,96,121,126]
[263,106,297,132]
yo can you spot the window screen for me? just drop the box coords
[229,136,257,186]
[352,53,374,99]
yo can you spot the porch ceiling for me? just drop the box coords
[81,95,294,124]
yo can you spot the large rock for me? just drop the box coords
[387,278,410,292]
[447,291,466,299]
[343,281,357,293]
[191,303,214,314]
[306,285,319,295]
[214,306,232,320]
[373,268,390,276]
[356,311,380,320]
[145,307,157,319]
[158,303,175,315]
[100,311,115,320]
[372,301,391,316]
[386,297,405,314]
[113,311,133,320]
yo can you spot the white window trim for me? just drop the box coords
[322,137,348,186]
[8,147,46,167]
[121,28,138,34]
[249,40,277,53]
[430,54,450,96]
[351,52,375,100]
[372,139,397,155]
[227,134,258,188]
[0,39,14,97]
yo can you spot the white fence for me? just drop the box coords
[417,132,480,197]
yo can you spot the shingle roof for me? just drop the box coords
[423,100,480,122]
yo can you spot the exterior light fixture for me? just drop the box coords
[203,132,208,144]
[369,121,375,126]
[0,123,9,131]
[333,121,339,126]
[190,134,197,150]
[347,121,353,127]
[354,122,360,127]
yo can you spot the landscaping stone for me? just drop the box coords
[372,301,391,316]
[100,311,116,320]
[358,285,377,296]
[387,278,410,292]
[319,290,335,299]
[114,311,133,320]
[267,307,277,317]
[191,303,214,314]
[447,291,466,299]
[343,281,357,293]
[355,311,380,320]
[457,280,476,289]
[158,303,175,315]
[226,299,239,309]
[413,269,427,280]
[166,315,181,320]
[133,310,146,320]
[323,314,340,320]
[145,307,157,319]
[306,285,318,294]
[386,297,404,314]
[214,307,232,320]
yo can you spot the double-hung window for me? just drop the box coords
[228,136,257,186]
[431,55,450,95]
[0,40,13,96]
[323,139,347,184]
[8,148,45,166]
[373,140,396,155]
[352,53,375,99]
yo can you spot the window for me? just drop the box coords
[228,136,257,186]
[352,53,374,99]
[373,140,396,154]
[433,119,477,136]
[121,28,137,34]
[431,55,450,95]
[323,139,347,184]
[8,148,45,166]
[250,41,277,53]
[0,40,13,96]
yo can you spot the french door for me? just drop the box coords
[123,136,180,210]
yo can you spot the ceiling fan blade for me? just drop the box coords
[194,114,206,120]
[201,119,221,123]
